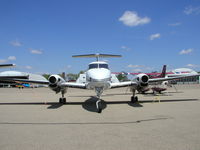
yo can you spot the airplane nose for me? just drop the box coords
[88,69,111,81]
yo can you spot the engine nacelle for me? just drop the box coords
[132,73,149,93]
[48,75,66,93]
[134,73,149,87]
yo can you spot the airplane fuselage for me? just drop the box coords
[85,62,112,90]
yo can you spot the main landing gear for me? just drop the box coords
[131,89,138,103]
[59,90,66,104]
[131,96,138,103]
[59,97,66,104]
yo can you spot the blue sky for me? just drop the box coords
[0,0,200,74]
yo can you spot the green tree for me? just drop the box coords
[117,74,128,81]
[42,74,51,80]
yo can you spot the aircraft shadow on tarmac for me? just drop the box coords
[0,98,198,113]
[68,91,184,98]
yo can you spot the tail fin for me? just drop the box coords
[159,65,167,78]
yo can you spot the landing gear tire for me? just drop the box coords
[96,100,102,113]
[59,98,66,104]
[131,96,138,103]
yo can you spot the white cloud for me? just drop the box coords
[8,56,16,61]
[121,46,131,51]
[10,40,22,47]
[119,11,151,27]
[127,64,154,72]
[150,33,161,40]
[25,66,32,69]
[66,65,71,69]
[30,49,43,54]
[0,59,7,63]
[186,64,199,68]
[179,48,193,55]
[0,56,17,63]
[184,6,200,15]
[127,64,144,68]
[132,68,143,72]
[168,22,181,26]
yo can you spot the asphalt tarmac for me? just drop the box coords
[0,84,200,150]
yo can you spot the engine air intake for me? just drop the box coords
[49,76,57,84]
[141,75,148,82]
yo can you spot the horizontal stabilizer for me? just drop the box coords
[0,64,16,68]
[72,53,122,58]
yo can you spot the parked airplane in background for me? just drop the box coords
[0,71,47,88]
[136,65,167,93]
[0,71,29,79]
[114,65,198,79]
[2,54,200,113]
[117,65,198,94]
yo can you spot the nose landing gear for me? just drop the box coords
[95,87,103,113]
[96,99,102,113]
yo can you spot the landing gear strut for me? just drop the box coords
[131,88,138,103]
[59,90,66,104]
[96,99,102,113]
[95,87,103,113]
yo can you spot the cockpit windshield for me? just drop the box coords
[89,64,98,69]
[99,64,109,69]
[89,63,109,69]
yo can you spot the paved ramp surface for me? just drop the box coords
[0,85,200,150]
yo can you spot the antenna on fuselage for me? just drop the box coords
[72,53,122,61]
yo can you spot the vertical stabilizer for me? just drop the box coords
[159,65,167,78]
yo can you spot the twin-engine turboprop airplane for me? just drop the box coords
[2,54,200,113]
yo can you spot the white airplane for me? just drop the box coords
[2,54,200,113]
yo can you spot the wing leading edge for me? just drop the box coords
[0,78,87,89]
[61,82,86,89]
[110,81,137,88]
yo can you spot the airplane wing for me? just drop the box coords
[61,82,86,89]
[149,74,200,83]
[110,74,200,88]
[110,81,137,88]
[0,78,87,89]
[0,78,49,85]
